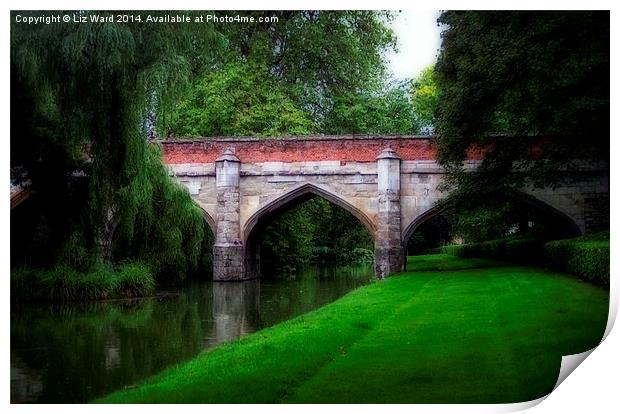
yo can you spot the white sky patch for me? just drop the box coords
[385,10,443,81]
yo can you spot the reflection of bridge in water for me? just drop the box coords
[161,135,609,281]
[207,280,260,346]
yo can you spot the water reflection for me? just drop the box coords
[209,280,260,346]
[10,265,372,403]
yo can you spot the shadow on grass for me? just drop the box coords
[407,253,509,272]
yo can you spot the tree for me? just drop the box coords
[259,198,374,274]
[434,11,609,229]
[218,11,397,120]
[411,65,438,134]
[159,11,401,135]
[165,62,313,137]
[321,81,417,135]
[11,11,217,278]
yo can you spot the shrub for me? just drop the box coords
[441,237,544,264]
[11,262,155,302]
[544,234,609,287]
[116,262,156,297]
[345,248,375,264]
[441,231,610,287]
[418,247,442,255]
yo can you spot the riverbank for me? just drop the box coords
[11,265,372,402]
[11,262,155,302]
[96,254,609,403]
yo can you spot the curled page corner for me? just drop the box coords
[553,348,595,391]
[510,349,598,413]
[503,395,548,412]
[544,299,617,401]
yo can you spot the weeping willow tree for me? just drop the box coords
[11,11,219,279]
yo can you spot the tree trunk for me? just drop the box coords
[95,205,119,264]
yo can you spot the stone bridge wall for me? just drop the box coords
[161,136,609,281]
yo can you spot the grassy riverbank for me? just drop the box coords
[96,254,609,403]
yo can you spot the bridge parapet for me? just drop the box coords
[160,135,455,164]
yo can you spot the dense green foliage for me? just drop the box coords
[159,12,442,139]
[441,237,545,265]
[410,65,438,133]
[11,11,221,286]
[110,145,213,279]
[159,11,399,136]
[12,262,155,302]
[259,198,374,274]
[167,66,422,138]
[320,81,418,135]
[434,11,609,229]
[97,255,608,403]
[167,62,313,137]
[451,204,519,242]
[165,67,439,139]
[441,231,609,287]
[544,231,609,287]
[222,11,396,122]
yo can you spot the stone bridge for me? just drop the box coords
[160,136,609,281]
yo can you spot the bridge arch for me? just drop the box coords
[196,204,217,236]
[402,202,449,247]
[401,191,582,250]
[517,192,582,236]
[242,182,377,279]
[242,182,376,244]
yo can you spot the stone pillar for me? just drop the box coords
[375,148,404,279]
[213,148,246,281]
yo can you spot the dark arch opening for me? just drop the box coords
[401,192,582,267]
[243,183,376,279]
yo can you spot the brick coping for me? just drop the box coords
[155,135,436,144]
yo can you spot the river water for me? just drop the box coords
[10,265,373,403]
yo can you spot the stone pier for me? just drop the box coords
[374,148,404,279]
[213,148,246,281]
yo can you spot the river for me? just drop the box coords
[10,265,373,403]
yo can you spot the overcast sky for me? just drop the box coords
[385,10,443,80]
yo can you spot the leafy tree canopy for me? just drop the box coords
[321,80,417,135]
[167,62,313,137]
[434,11,609,216]
[11,11,219,278]
[216,11,396,119]
[411,65,438,134]
[160,10,399,136]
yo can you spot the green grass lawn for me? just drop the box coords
[96,254,609,403]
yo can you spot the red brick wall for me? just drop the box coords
[159,136,486,164]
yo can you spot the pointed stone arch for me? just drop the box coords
[196,204,217,237]
[401,191,582,249]
[242,182,377,244]
[401,202,450,247]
